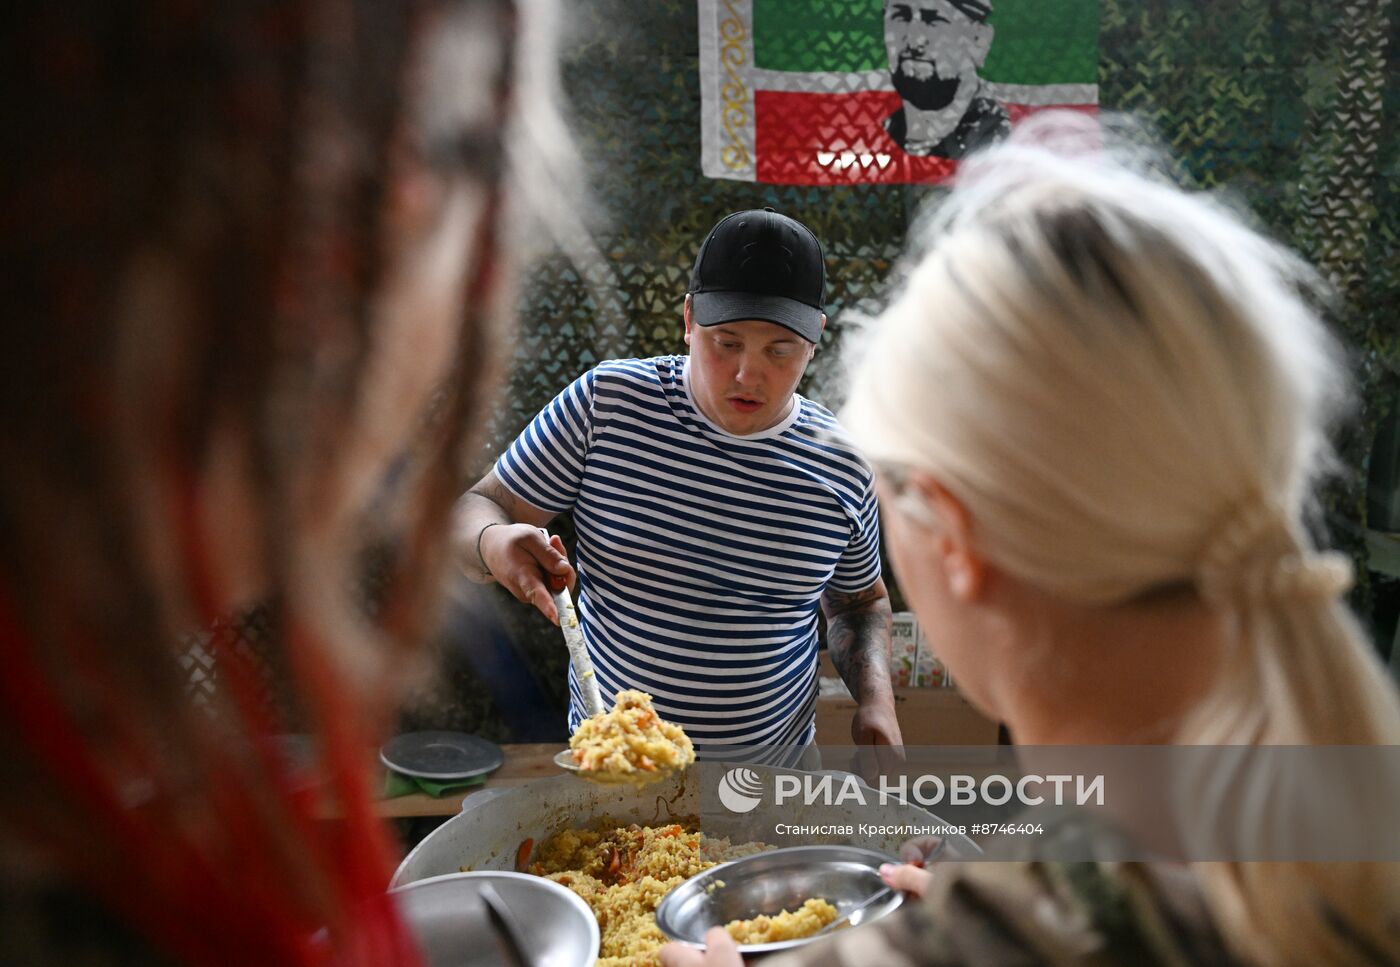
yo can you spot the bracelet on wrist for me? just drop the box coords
[476,521,504,577]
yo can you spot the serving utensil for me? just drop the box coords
[807,883,895,937]
[387,872,596,967]
[553,748,584,774]
[553,745,683,786]
[549,575,648,784]
[549,580,605,718]
[478,881,532,967]
[544,569,686,787]
[555,733,687,785]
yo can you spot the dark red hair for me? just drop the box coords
[0,1,519,963]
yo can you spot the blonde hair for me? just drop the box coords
[842,113,1400,964]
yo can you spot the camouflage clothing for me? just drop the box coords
[767,809,1239,966]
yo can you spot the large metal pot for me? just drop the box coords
[394,765,977,886]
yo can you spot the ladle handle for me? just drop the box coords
[551,582,606,717]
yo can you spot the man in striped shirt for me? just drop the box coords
[455,209,900,761]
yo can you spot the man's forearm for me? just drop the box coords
[823,584,895,705]
[453,478,518,582]
[829,609,895,704]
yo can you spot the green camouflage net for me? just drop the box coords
[416,0,1400,737]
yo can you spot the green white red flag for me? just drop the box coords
[699,0,1099,185]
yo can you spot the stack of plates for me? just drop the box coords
[379,732,504,782]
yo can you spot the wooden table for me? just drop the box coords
[376,742,565,818]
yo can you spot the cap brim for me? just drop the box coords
[691,291,823,342]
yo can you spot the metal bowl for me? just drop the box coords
[655,845,905,955]
[391,871,598,967]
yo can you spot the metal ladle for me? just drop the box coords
[548,577,686,786]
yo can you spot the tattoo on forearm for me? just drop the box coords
[828,612,890,686]
[824,585,893,696]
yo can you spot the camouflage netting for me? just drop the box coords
[404,0,1400,739]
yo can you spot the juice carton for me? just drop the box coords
[915,624,948,688]
[890,611,918,687]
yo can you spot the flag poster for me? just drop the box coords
[699,0,1099,185]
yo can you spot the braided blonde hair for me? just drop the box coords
[842,113,1400,964]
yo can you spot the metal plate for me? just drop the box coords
[392,872,598,967]
[655,845,905,955]
[379,732,504,781]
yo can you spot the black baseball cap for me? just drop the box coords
[688,208,826,343]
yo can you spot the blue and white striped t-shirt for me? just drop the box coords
[494,355,881,755]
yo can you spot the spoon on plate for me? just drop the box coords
[809,884,896,937]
